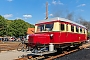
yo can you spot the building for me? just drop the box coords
[26,28,35,40]
[27,28,35,34]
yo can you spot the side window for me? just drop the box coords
[71,25,74,32]
[84,29,85,34]
[76,26,79,33]
[66,24,68,31]
[85,29,87,34]
[61,24,64,31]
[80,28,82,33]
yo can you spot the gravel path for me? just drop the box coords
[55,47,90,60]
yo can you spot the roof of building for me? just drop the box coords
[27,28,35,34]
[36,17,86,29]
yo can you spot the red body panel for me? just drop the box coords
[28,32,87,46]
[28,33,50,44]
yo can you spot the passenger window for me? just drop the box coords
[66,24,68,31]
[76,26,79,32]
[84,29,85,34]
[85,29,87,34]
[80,28,82,33]
[71,25,74,32]
[61,24,64,31]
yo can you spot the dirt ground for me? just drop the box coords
[0,41,31,60]
[0,42,21,52]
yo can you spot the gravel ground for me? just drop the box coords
[1,48,90,60]
[0,50,31,60]
[0,41,90,60]
[55,47,90,60]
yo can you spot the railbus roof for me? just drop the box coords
[36,17,87,29]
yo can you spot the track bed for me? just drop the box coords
[14,42,90,60]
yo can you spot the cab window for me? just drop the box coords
[37,23,53,32]
[38,25,44,31]
[45,24,53,31]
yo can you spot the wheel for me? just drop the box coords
[31,47,38,53]
[56,48,63,53]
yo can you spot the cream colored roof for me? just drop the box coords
[36,17,86,29]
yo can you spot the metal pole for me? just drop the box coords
[46,2,48,20]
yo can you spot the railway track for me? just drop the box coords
[14,42,90,60]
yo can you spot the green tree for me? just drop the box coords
[0,15,34,37]
[7,19,34,37]
[0,15,7,36]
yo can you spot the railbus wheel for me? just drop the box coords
[56,48,63,53]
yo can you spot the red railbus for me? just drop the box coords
[28,17,87,53]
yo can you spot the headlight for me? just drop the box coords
[50,34,53,39]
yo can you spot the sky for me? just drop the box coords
[0,0,90,24]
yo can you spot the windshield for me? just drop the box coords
[37,23,53,32]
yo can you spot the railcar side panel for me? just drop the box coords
[50,32,60,43]
[59,32,66,43]
[28,32,87,45]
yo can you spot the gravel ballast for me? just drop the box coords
[55,47,90,60]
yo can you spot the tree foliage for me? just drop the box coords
[0,15,7,36]
[0,15,34,37]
